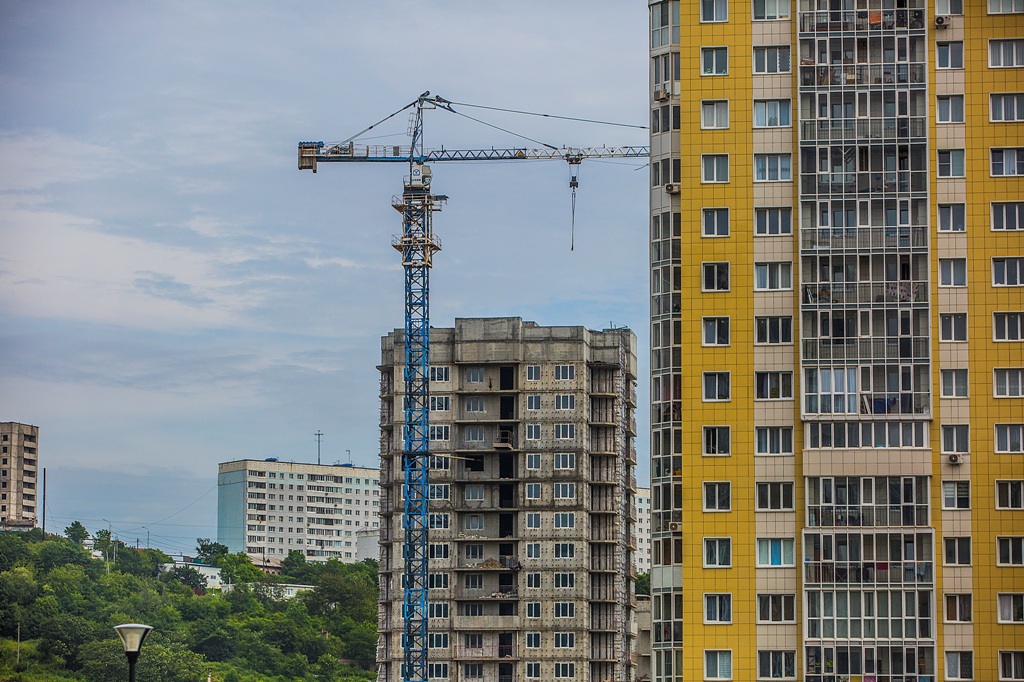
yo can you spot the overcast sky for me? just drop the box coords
[0,1,651,554]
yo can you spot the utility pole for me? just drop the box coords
[41,468,46,534]
[315,430,324,466]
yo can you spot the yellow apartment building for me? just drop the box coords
[647,1,1023,680]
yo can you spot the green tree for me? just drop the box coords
[194,538,228,566]
[280,549,320,585]
[218,552,262,585]
[163,565,208,591]
[635,571,650,596]
[64,520,89,544]
[0,533,30,571]
[79,638,207,682]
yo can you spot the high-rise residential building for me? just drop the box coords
[648,2,1023,681]
[376,317,638,682]
[217,459,380,564]
[0,422,40,529]
[635,487,653,574]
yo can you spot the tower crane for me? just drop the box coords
[298,92,648,682]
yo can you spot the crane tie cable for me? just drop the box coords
[448,100,648,130]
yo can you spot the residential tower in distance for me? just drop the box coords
[1,422,40,529]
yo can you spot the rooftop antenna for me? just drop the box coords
[315,430,324,465]
[346,449,352,465]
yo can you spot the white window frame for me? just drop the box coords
[703,425,731,456]
[753,100,791,128]
[554,663,575,679]
[757,594,796,623]
[937,94,965,123]
[701,100,729,129]
[465,396,485,413]
[525,663,540,679]
[941,313,968,342]
[756,426,794,456]
[554,512,575,528]
[991,93,1024,121]
[429,425,450,441]
[944,536,972,565]
[526,394,541,410]
[526,512,541,529]
[940,258,968,287]
[702,207,730,237]
[942,424,970,454]
[998,593,1024,623]
[756,482,794,511]
[939,203,966,232]
[755,371,793,400]
[704,593,732,624]
[996,424,1024,453]
[938,41,964,69]
[756,538,795,567]
[753,46,791,74]
[702,316,730,346]
[526,423,541,440]
[754,153,792,182]
[554,452,576,469]
[465,426,485,443]
[943,480,971,509]
[989,0,1024,12]
[703,372,731,402]
[704,537,732,567]
[992,148,1024,176]
[526,365,541,381]
[754,207,792,236]
[465,367,484,383]
[526,483,541,500]
[430,395,450,411]
[995,368,1024,397]
[554,601,575,618]
[941,369,969,398]
[701,46,728,75]
[430,366,450,382]
[995,312,1024,341]
[554,394,576,410]
[753,0,789,20]
[701,154,730,183]
[945,593,973,623]
[554,482,575,499]
[705,650,733,680]
[526,602,541,618]
[554,364,575,381]
[553,571,575,588]
[702,262,730,291]
[554,423,576,440]
[703,481,732,512]
[945,651,973,680]
[938,149,966,177]
[754,261,793,290]
[525,453,541,470]
[757,650,796,680]
[993,202,1024,231]
[994,257,1024,286]
[990,39,1024,67]
[525,632,541,648]
[997,480,1024,509]
[701,0,728,22]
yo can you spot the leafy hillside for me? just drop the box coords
[0,528,378,682]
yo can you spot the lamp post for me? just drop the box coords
[114,623,152,682]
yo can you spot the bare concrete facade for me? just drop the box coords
[0,422,39,529]
[377,317,639,682]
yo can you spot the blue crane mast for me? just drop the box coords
[298,92,648,682]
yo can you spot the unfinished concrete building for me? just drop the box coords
[377,317,639,682]
[0,422,39,529]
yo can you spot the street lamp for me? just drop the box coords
[114,623,153,682]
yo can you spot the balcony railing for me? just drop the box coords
[807,503,930,528]
[800,226,927,251]
[802,281,928,305]
[800,171,928,196]
[799,117,927,142]
[801,337,930,363]
[804,560,933,586]
[798,9,926,34]
[800,63,926,88]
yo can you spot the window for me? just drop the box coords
[554,452,575,469]
[995,312,1024,340]
[938,0,963,12]
[756,538,795,567]
[998,594,1024,622]
[755,208,792,236]
[701,101,729,129]
[555,542,575,558]
[554,512,575,528]
[1001,651,1024,680]
[525,632,540,648]
[702,47,728,75]
[702,262,730,291]
[703,426,731,456]
[805,366,861,413]
[753,0,788,19]
[703,317,730,345]
[705,650,732,680]
[701,0,727,21]
[996,424,1024,453]
[526,423,541,440]
[938,42,964,69]
[526,513,540,529]
[943,481,971,509]
[753,46,790,73]
[463,664,482,679]
[465,367,484,383]
[554,423,575,440]
[465,426,485,442]
[938,95,965,123]
[756,482,794,510]
[526,602,541,618]
[525,542,540,558]
[554,364,575,381]
[429,573,449,589]
[704,538,732,567]
[465,515,484,531]
[944,537,972,565]
[429,425,450,441]
[554,632,575,648]
[995,258,1024,286]
[757,594,795,623]
[525,663,540,679]
[463,603,482,616]
[430,543,450,559]
[554,394,576,410]
[429,602,449,618]
[941,314,968,342]
[994,203,1024,231]
[650,0,678,49]
[993,149,1024,176]
[465,544,483,560]
[754,154,791,181]
[430,396,450,411]
[990,0,1024,12]
[754,100,791,128]
[941,369,969,398]
[429,484,450,500]
[430,366,450,382]
[428,633,449,648]
[526,483,541,500]
[554,483,575,499]
[702,154,729,182]
[754,262,792,290]
[757,650,796,679]
[705,594,732,623]
[998,481,1024,509]
[428,663,449,679]
[756,427,793,456]
[938,149,966,177]
[939,204,966,232]
[992,94,1024,121]
[945,594,973,622]
[526,572,541,588]
[755,371,793,400]
[554,663,575,679]
[991,39,1024,67]
[754,316,792,344]
[940,258,968,286]
[554,572,575,588]
[946,652,973,680]
[526,453,540,470]
[703,372,731,401]
[526,394,540,410]
[526,365,540,381]
[943,425,970,453]
[554,601,575,618]
[429,513,449,529]
[465,396,485,413]
[702,208,729,237]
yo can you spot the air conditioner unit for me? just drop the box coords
[935,15,951,27]
[948,453,963,464]
[669,522,681,532]
[664,183,680,194]
[654,87,670,102]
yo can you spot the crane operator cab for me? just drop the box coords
[407,163,432,190]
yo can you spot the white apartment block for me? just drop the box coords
[217,458,380,563]
[634,487,652,574]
